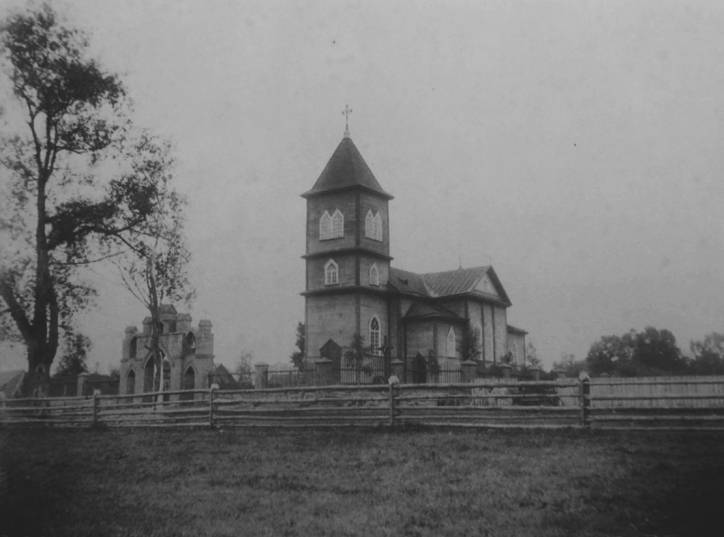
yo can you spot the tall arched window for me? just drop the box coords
[331,209,344,238]
[373,212,383,241]
[324,259,338,285]
[365,210,376,239]
[319,211,332,239]
[369,263,379,286]
[365,210,383,241]
[369,317,381,355]
[129,336,137,359]
[446,326,456,358]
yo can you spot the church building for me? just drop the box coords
[302,124,527,382]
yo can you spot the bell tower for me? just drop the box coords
[301,120,393,365]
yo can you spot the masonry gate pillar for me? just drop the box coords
[461,360,477,383]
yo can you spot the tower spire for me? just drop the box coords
[342,104,352,138]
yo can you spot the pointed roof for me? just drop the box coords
[302,137,393,199]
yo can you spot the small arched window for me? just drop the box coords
[369,317,381,355]
[319,210,332,240]
[331,209,344,238]
[324,259,339,285]
[369,263,379,286]
[446,326,456,358]
[129,336,138,359]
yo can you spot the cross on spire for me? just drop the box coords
[342,104,353,137]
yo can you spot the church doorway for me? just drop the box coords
[320,339,342,383]
[411,353,427,384]
[143,358,155,402]
[126,370,136,395]
[181,366,195,400]
[143,358,155,395]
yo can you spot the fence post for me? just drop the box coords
[91,392,99,428]
[389,383,396,427]
[579,375,591,428]
[209,386,216,429]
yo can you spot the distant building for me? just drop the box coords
[302,130,527,381]
[209,364,239,390]
[119,305,214,395]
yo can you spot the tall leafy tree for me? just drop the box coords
[114,139,193,394]
[0,4,178,394]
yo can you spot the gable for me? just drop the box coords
[474,273,499,298]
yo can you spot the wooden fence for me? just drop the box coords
[2,376,724,430]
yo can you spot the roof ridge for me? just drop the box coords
[420,265,490,277]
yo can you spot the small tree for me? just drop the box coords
[344,333,367,384]
[690,333,724,375]
[526,341,541,369]
[289,322,305,371]
[461,323,481,362]
[427,349,440,377]
[236,350,254,386]
[53,333,91,377]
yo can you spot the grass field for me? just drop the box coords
[1,427,723,537]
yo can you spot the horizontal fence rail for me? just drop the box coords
[2,376,724,430]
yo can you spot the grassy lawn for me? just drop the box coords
[1,427,723,537]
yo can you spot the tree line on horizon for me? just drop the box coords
[553,328,724,378]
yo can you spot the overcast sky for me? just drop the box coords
[2,0,724,373]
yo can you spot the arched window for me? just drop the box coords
[331,209,344,238]
[126,370,136,395]
[369,317,381,355]
[365,210,376,239]
[374,212,383,241]
[319,210,332,240]
[446,326,456,358]
[129,336,137,359]
[324,259,338,285]
[369,263,379,286]
[183,332,196,354]
[365,210,383,241]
